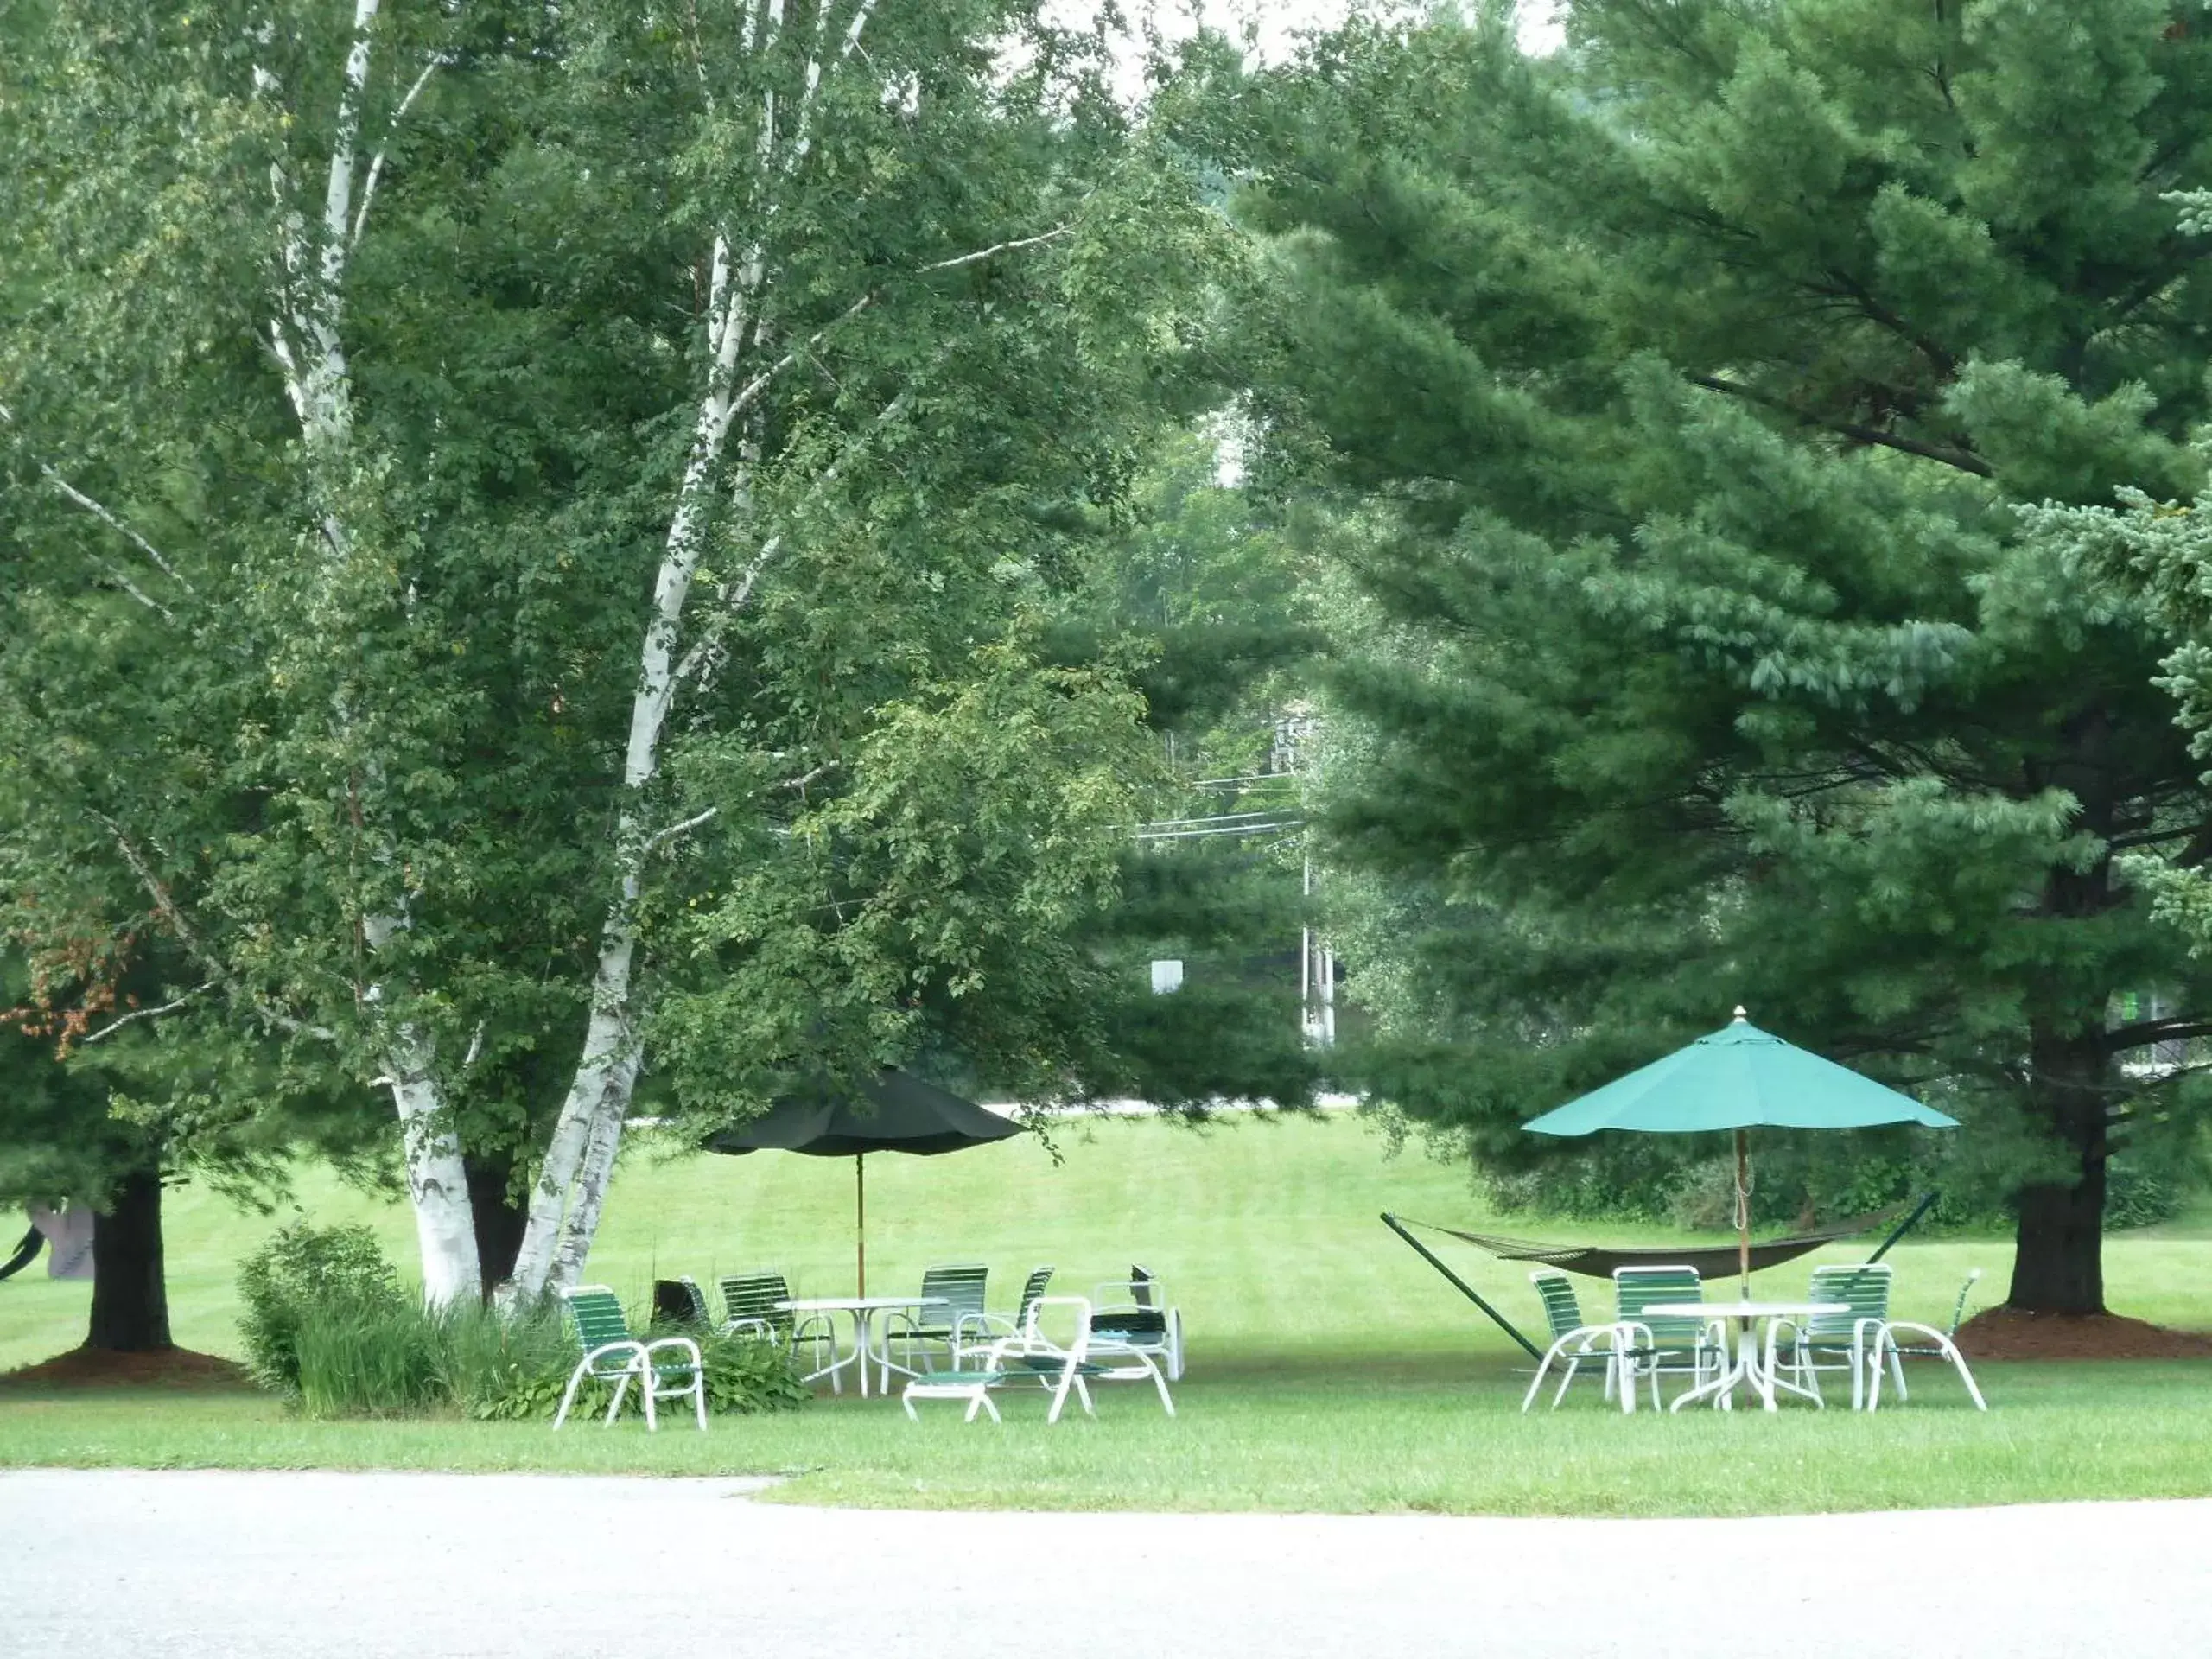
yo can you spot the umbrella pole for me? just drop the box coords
[1735,1128,1751,1298]
[855,1154,867,1298]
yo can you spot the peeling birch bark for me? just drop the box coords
[506,257,750,1300]
[258,2,484,1306]
[548,1046,645,1292]
[387,1023,483,1306]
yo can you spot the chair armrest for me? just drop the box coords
[721,1317,774,1340]
[642,1336,703,1370]
[576,1339,648,1374]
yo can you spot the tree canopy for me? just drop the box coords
[0,0,1251,1302]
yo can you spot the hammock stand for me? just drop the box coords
[1381,1193,1937,1361]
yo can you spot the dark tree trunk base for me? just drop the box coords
[86,1165,171,1352]
[2007,1174,2107,1314]
[465,1151,528,1301]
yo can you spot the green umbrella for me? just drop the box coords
[1523,1008,1958,1292]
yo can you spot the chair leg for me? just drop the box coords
[553,1363,590,1431]
[604,1370,633,1426]
[1942,1338,1989,1411]
[641,1370,659,1433]
[1145,1355,1175,1418]
[1554,1354,1580,1408]
[1522,1341,1563,1413]
[693,1372,709,1432]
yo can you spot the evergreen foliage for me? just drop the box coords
[1235,1,2212,1311]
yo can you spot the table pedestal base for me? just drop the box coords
[1669,1321,1824,1413]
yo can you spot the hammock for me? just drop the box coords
[1402,1205,1904,1281]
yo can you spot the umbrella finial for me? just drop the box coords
[1732,1005,1748,1022]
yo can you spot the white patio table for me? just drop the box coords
[778,1295,946,1399]
[1643,1300,1847,1414]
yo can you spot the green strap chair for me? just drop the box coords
[717,1270,837,1384]
[1089,1265,1185,1382]
[1765,1263,1895,1410]
[1522,1268,1628,1411]
[951,1266,1055,1366]
[881,1262,991,1388]
[1611,1265,1726,1411]
[903,1294,1173,1424]
[555,1285,706,1432]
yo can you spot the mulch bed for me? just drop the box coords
[1955,1307,2212,1362]
[0,1345,254,1390]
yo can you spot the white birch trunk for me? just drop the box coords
[387,1024,482,1306]
[506,260,750,1302]
[264,3,483,1305]
[548,1045,645,1292]
[505,2,888,1302]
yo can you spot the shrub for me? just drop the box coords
[473,1327,809,1421]
[237,1245,812,1422]
[237,1222,406,1394]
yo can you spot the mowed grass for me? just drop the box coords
[3,1111,2211,1516]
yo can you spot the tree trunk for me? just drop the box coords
[2006,1020,2110,1314]
[86,1165,170,1352]
[387,1026,482,1307]
[464,1150,528,1298]
[2009,1170,2106,1313]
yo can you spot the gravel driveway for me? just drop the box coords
[5,1469,2202,1658]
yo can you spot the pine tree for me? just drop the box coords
[1236,2,2212,1312]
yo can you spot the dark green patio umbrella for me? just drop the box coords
[1522,1009,1958,1292]
[704,1069,1021,1294]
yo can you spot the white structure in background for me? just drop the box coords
[1133,703,1337,1047]
[1301,855,1335,1049]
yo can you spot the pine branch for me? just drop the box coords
[1688,373,1993,477]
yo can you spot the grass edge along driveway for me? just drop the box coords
[4,1357,2209,1519]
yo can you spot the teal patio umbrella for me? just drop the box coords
[1522,1008,1958,1292]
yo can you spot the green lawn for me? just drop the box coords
[4,1111,2209,1516]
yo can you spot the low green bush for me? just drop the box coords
[237,1230,809,1421]
[237,1222,407,1394]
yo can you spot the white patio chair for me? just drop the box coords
[1089,1265,1184,1382]
[1522,1268,1630,1412]
[555,1285,707,1432]
[1611,1264,1726,1410]
[1866,1268,1988,1411]
[1764,1263,1895,1409]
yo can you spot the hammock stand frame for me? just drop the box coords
[1381,1192,1939,1361]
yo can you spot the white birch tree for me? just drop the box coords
[3,1,1226,1301]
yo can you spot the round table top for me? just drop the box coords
[777,1294,948,1313]
[1641,1300,1849,1320]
